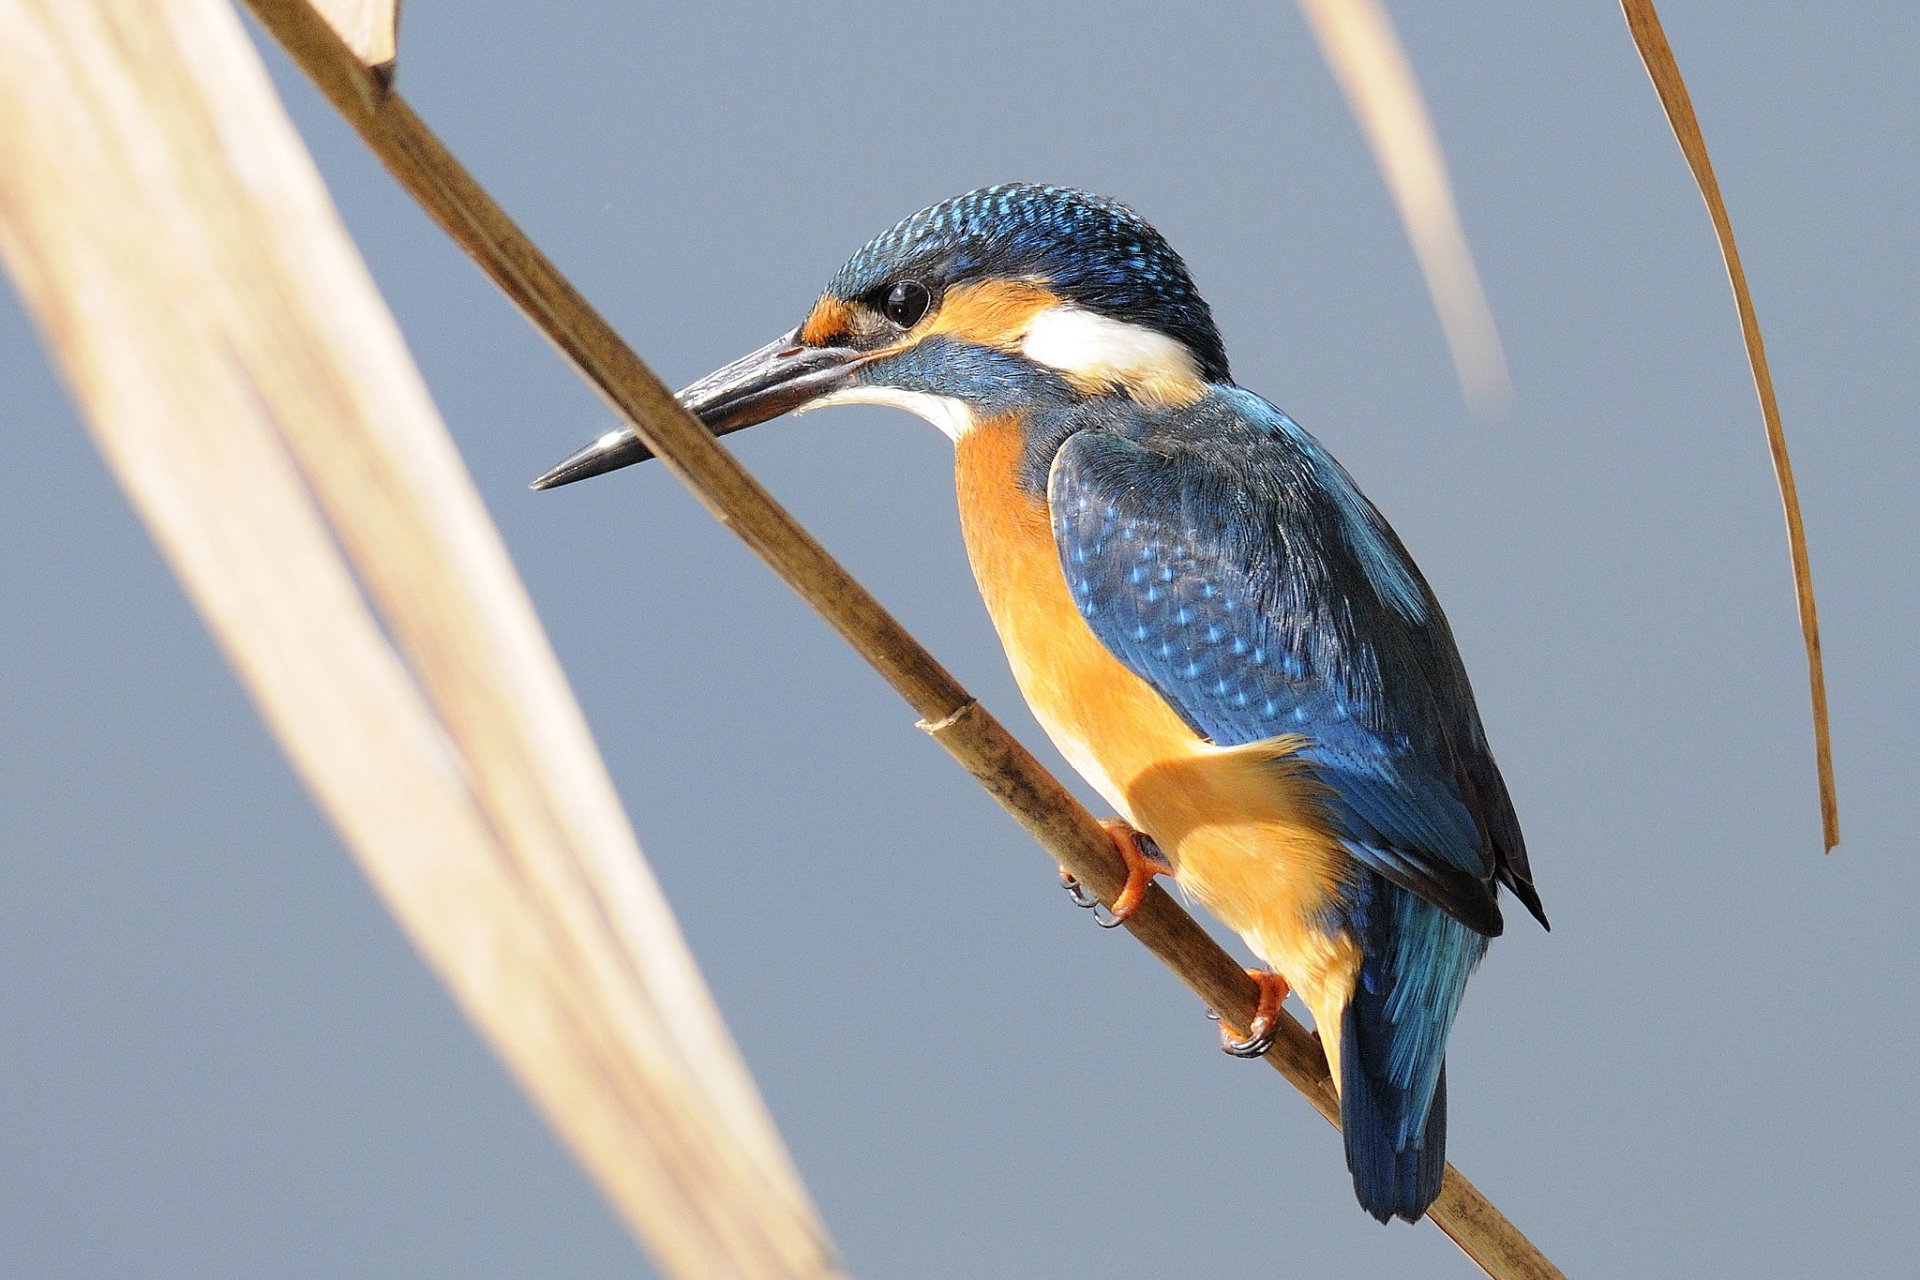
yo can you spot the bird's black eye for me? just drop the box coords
[882,280,931,328]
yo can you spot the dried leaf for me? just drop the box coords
[1298,0,1512,416]
[310,0,397,70]
[0,2,843,1274]
[1621,0,1838,850]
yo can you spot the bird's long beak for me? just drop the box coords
[529,328,862,490]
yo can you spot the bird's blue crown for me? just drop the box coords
[827,183,1230,383]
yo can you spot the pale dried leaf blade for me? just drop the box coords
[0,2,844,1275]
[1297,0,1511,416]
[1620,0,1838,850]
[309,0,395,67]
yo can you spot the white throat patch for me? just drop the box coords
[801,385,978,441]
[1020,305,1205,406]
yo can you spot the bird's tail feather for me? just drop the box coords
[1341,1006,1448,1223]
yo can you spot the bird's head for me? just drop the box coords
[533,183,1228,489]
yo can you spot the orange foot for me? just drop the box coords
[1217,969,1290,1058]
[1059,820,1171,928]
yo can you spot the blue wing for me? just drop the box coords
[1045,386,1544,1220]
[1047,387,1539,930]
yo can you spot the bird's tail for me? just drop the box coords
[1334,871,1485,1222]
[1340,1012,1448,1223]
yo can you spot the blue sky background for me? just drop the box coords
[3,3,1915,1277]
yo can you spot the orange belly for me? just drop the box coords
[954,418,1361,1065]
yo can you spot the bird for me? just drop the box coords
[533,183,1547,1223]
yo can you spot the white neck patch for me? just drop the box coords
[801,384,978,441]
[1020,305,1205,405]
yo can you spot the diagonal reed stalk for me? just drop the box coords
[1620,0,1838,851]
[1297,0,1512,417]
[0,2,841,1276]
[239,1,1566,1276]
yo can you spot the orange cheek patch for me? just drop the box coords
[798,295,854,345]
[924,279,1059,350]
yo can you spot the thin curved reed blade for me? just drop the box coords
[1620,0,1839,850]
[1297,0,1512,416]
[0,2,845,1274]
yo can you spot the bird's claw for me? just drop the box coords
[1058,821,1169,928]
[1057,869,1129,928]
[1059,869,1099,909]
[1058,868,1103,912]
[1217,969,1289,1058]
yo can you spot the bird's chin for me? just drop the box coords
[797,385,977,442]
[530,328,864,490]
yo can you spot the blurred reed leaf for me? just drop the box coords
[0,3,844,1276]
[1621,0,1838,850]
[1298,0,1512,416]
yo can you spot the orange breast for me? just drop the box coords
[952,417,1360,1034]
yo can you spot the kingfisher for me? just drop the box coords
[533,183,1547,1222]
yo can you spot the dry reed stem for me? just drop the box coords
[238,2,1566,1275]
[1298,0,1512,416]
[0,3,841,1276]
[1621,0,1838,850]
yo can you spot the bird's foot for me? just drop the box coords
[1058,820,1170,928]
[1216,969,1289,1058]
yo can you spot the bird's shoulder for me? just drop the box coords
[1047,385,1439,636]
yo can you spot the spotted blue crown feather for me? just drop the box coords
[825,183,1232,384]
